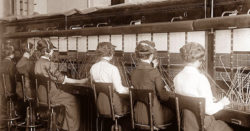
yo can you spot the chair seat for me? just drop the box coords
[38,102,62,108]
[115,111,130,118]
[156,122,172,129]
[2,116,20,121]
[51,104,63,108]
[37,103,65,120]
[17,121,43,128]
[135,122,172,130]
[26,97,35,101]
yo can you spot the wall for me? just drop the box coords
[88,0,111,7]
[47,0,87,14]
[34,0,47,14]
[0,0,12,18]
[124,0,166,3]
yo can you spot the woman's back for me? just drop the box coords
[131,62,173,125]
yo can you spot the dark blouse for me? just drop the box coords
[131,62,170,101]
[131,62,173,125]
[17,56,35,77]
[0,58,16,95]
[16,56,36,98]
[34,58,65,83]
[34,57,65,103]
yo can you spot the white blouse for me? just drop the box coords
[90,57,129,94]
[174,66,224,115]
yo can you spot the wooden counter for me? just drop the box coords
[215,108,250,128]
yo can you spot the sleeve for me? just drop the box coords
[16,57,28,73]
[9,62,16,80]
[112,66,129,94]
[46,62,65,83]
[154,70,170,101]
[9,62,17,92]
[16,57,34,75]
[199,75,224,115]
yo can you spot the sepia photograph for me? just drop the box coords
[0,0,250,131]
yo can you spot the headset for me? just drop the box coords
[44,39,51,53]
[27,42,34,51]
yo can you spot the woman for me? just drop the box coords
[131,40,174,126]
[0,45,16,96]
[34,39,88,131]
[0,45,16,129]
[174,42,232,131]
[16,42,36,99]
[90,42,130,115]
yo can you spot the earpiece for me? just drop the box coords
[27,42,30,50]
[45,39,51,53]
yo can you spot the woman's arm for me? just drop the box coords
[155,70,170,101]
[199,75,228,115]
[47,61,88,84]
[63,76,88,84]
[112,67,129,94]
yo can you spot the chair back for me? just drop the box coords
[1,74,7,98]
[35,75,51,108]
[92,82,115,120]
[129,88,154,131]
[1,73,14,98]
[175,93,205,131]
[15,73,26,102]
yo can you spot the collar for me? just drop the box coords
[4,57,12,61]
[102,57,112,61]
[141,59,151,64]
[136,62,153,69]
[41,56,50,61]
[98,57,112,63]
[23,52,30,59]
[183,65,200,74]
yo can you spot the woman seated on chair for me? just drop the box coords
[16,42,36,99]
[131,40,174,126]
[174,42,232,131]
[0,44,16,96]
[0,44,16,128]
[90,42,130,115]
[34,39,88,131]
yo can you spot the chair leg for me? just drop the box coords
[29,105,36,131]
[48,109,53,131]
[111,119,121,131]
[115,119,118,130]
[96,117,99,131]
[100,118,103,131]
[7,121,11,131]
[7,99,15,131]
[52,109,57,131]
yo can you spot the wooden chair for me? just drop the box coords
[1,73,20,131]
[129,88,172,131]
[35,75,65,131]
[175,93,205,131]
[15,73,42,130]
[92,82,128,131]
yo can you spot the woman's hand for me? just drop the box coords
[220,97,230,107]
[63,76,89,84]
[80,78,89,83]
[152,59,159,68]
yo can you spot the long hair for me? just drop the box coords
[20,41,34,54]
[1,45,14,59]
[135,40,156,60]
[180,42,205,63]
[36,39,53,56]
[96,42,115,57]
